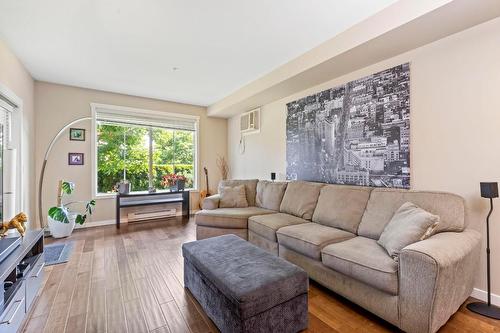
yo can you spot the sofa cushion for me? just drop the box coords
[322,237,398,295]
[312,185,372,233]
[378,202,440,261]
[218,179,258,206]
[277,223,355,260]
[256,181,288,211]
[279,181,324,220]
[219,185,248,208]
[249,213,309,242]
[201,194,220,210]
[358,189,465,240]
[195,207,275,229]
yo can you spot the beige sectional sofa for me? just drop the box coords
[194,179,481,333]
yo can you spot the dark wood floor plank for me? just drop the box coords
[124,299,149,333]
[135,277,167,331]
[161,300,191,333]
[106,288,128,333]
[86,280,107,333]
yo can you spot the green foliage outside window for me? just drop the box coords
[97,122,195,193]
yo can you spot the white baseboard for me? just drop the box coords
[471,288,500,306]
[75,211,195,229]
[74,219,118,229]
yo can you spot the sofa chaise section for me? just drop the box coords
[195,180,286,240]
[196,206,275,240]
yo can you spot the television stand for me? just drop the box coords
[0,229,44,333]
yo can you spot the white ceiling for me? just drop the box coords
[0,0,397,106]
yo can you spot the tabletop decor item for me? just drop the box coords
[115,180,131,194]
[69,128,85,141]
[161,173,186,192]
[47,180,96,238]
[217,155,229,180]
[0,212,28,237]
[467,182,500,319]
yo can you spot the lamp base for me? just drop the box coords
[467,302,500,319]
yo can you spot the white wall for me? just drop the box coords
[0,39,36,227]
[228,17,500,294]
[35,82,227,225]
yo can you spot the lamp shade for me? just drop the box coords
[480,182,498,198]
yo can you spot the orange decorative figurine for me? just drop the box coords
[0,212,28,237]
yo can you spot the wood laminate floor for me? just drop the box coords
[21,218,500,333]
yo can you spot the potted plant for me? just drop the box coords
[47,180,96,238]
[161,173,187,192]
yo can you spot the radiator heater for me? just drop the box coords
[127,208,177,222]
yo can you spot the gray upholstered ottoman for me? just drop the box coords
[182,234,308,333]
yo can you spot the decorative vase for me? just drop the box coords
[177,180,185,191]
[47,212,77,238]
[169,185,178,192]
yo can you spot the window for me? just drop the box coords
[92,104,198,196]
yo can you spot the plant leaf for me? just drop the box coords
[75,214,85,225]
[48,206,69,223]
[61,181,75,194]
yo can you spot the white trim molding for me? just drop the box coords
[471,288,500,307]
[0,82,24,219]
[74,219,119,229]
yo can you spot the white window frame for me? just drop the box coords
[0,83,23,218]
[90,103,199,199]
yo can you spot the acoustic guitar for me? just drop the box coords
[199,167,210,208]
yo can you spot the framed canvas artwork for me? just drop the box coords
[70,128,85,141]
[68,153,84,165]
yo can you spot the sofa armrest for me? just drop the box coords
[201,194,220,210]
[399,229,481,333]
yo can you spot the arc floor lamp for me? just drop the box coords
[38,116,92,228]
[467,182,500,319]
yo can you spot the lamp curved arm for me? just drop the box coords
[38,116,92,227]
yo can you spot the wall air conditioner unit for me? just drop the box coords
[128,208,177,222]
[240,108,260,135]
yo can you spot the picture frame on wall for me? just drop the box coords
[69,128,85,141]
[68,153,84,166]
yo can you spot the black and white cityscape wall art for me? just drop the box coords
[286,63,410,188]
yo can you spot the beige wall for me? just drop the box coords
[0,39,36,226]
[228,17,500,294]
[35,82,227,224]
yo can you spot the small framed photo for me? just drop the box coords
[70,128,85,141]
[68,153,84,166]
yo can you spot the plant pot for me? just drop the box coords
[47,212,77,238]
[177,180,185,191]
[169,185,178,192]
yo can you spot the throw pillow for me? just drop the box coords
[256,180,288,211]
[219,185,248,208]
[377,202,440,260]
